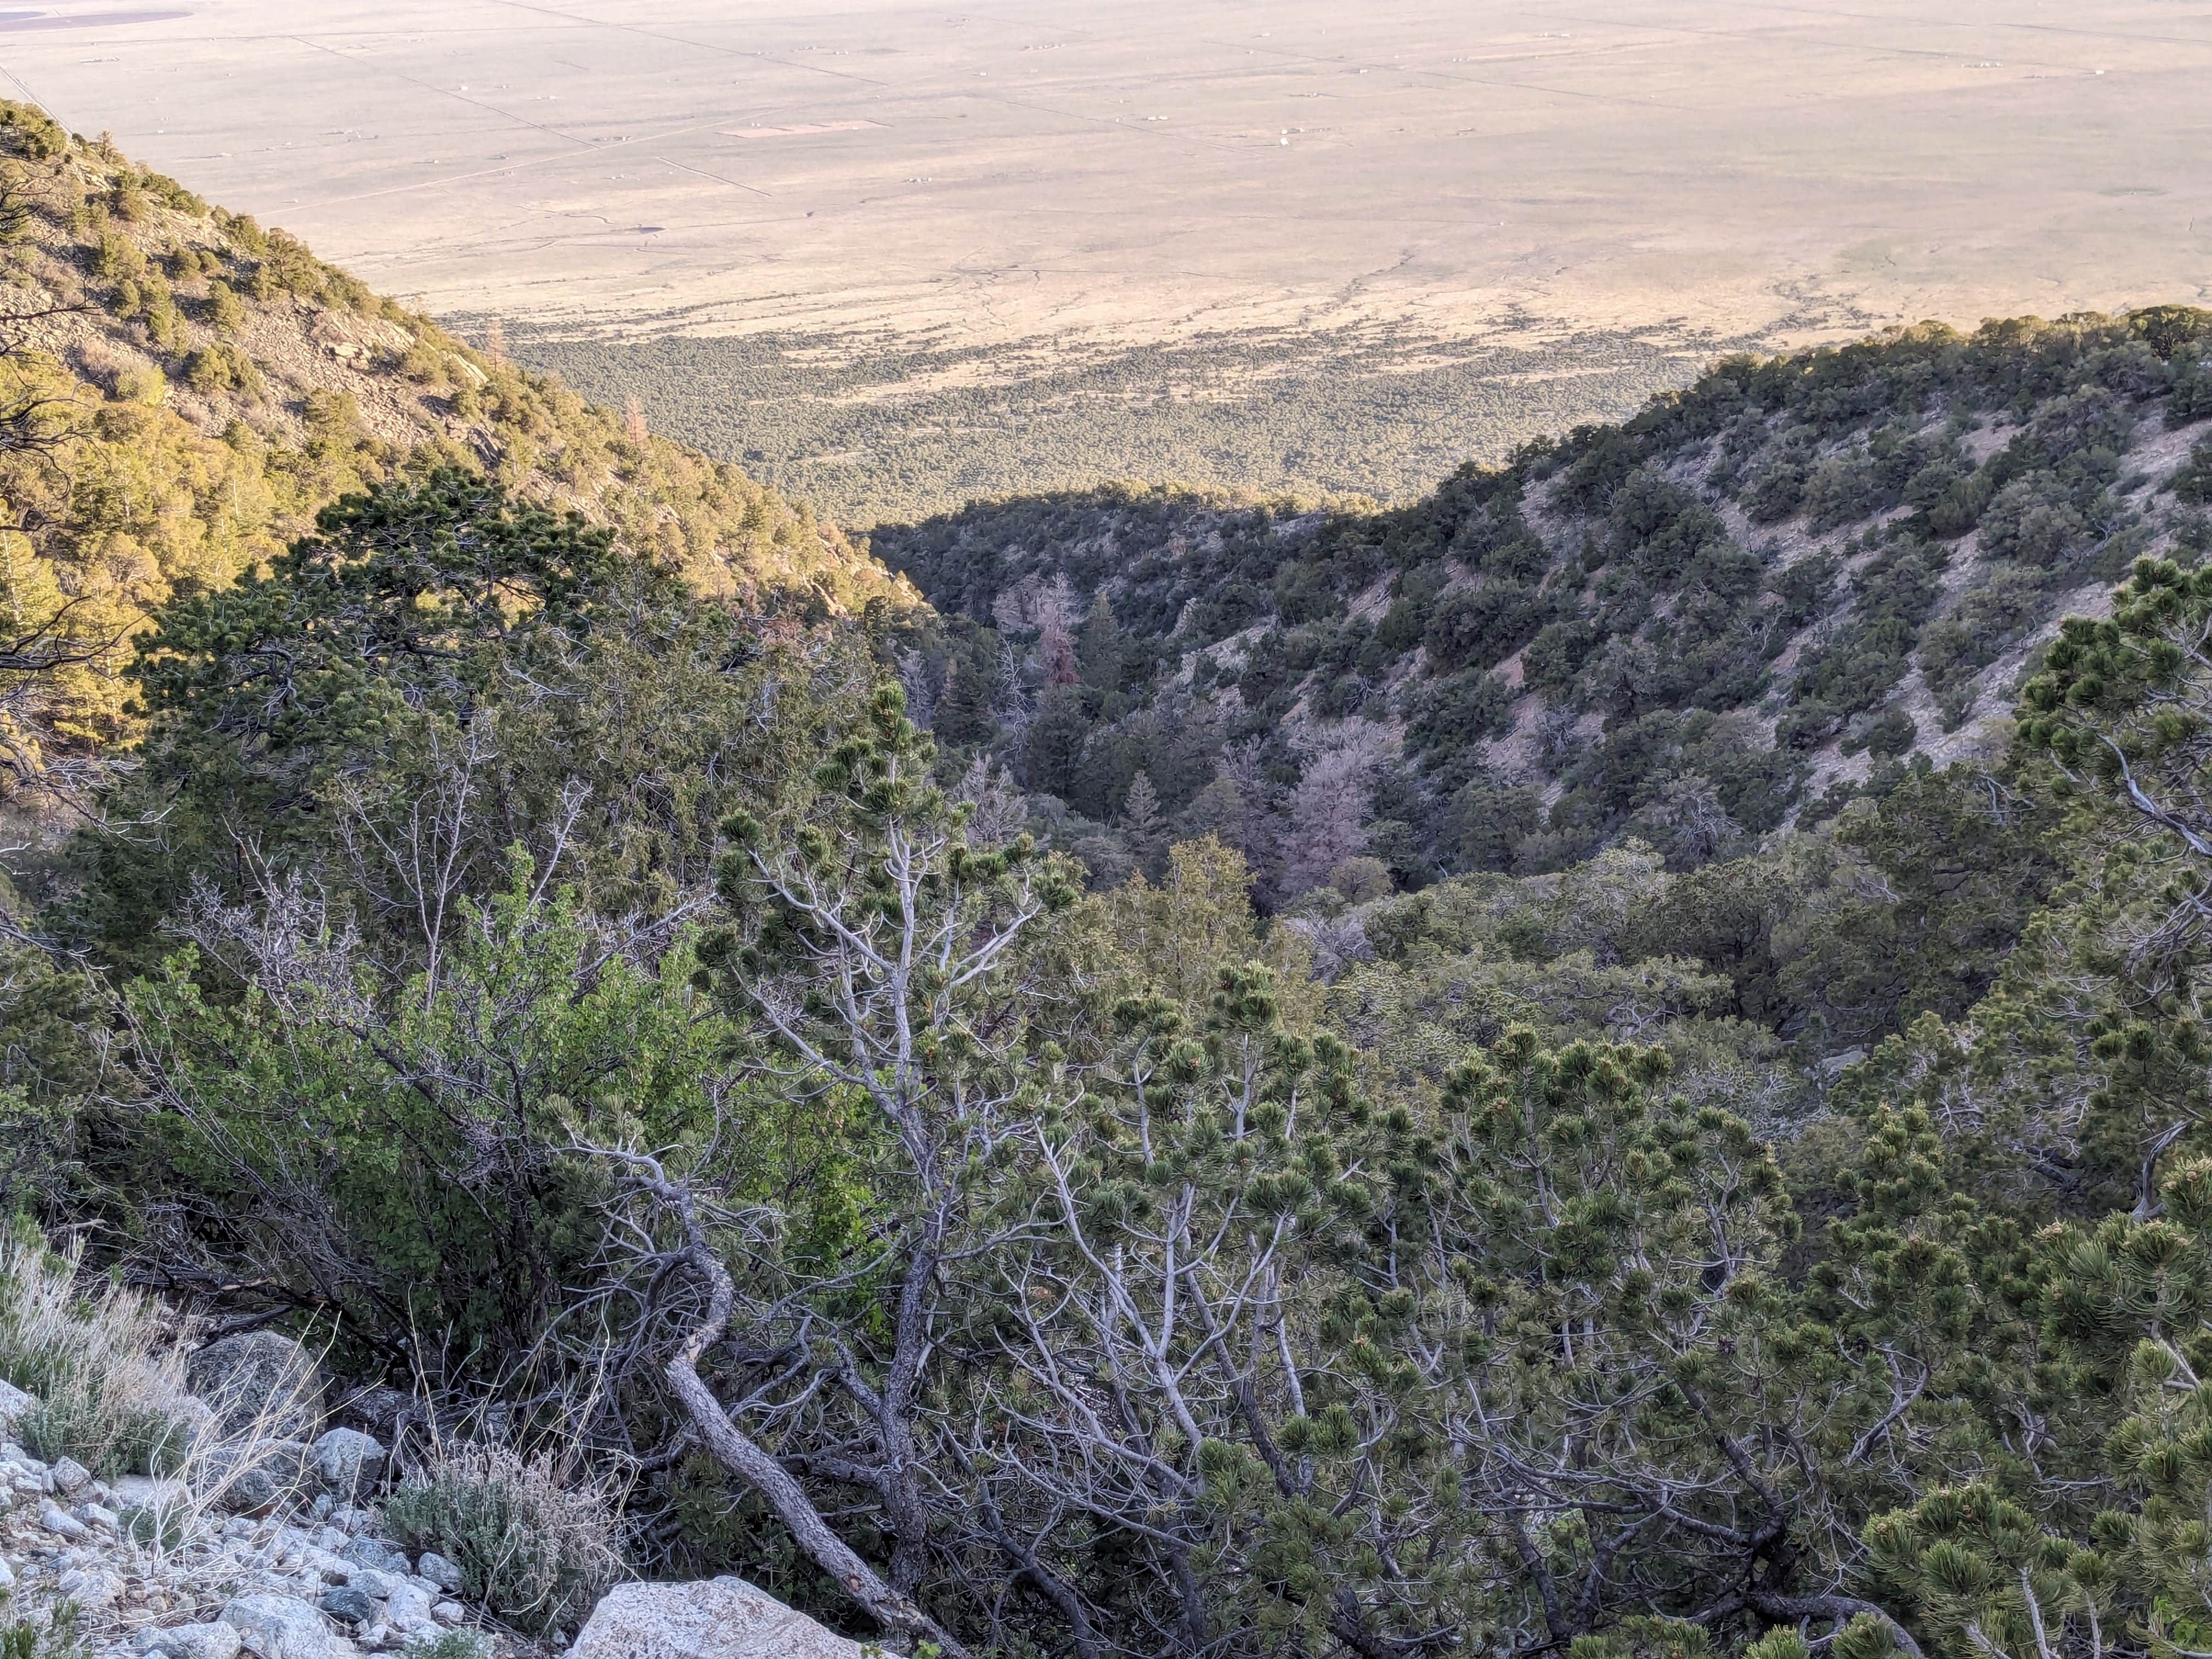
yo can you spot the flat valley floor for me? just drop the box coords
[9,0,2211,517]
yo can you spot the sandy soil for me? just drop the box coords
[0,0,2204,357]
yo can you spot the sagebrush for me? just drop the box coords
[383,1444,623,1638]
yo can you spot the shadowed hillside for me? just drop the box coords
[872,309,2212,899]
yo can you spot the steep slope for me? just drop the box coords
[872,309,2212,896]
[0,103,905,775]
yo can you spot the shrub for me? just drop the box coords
[1408,669,1515,755]
[1979,472,2091,567]
[184,344,263,400]
[1743,455,1808,522]
[204,279,244,333]
[112,363,165,406]
[383,1444,623,1637]
[403,1635,493,1659]
[1423,580,1545,672]
[2172,438,2212,506]
[2,1599,84,1659]
[0,1227,198,1477]
[1802,449,1880,532]
[1522,618,1599,695]
[400,337,449,385]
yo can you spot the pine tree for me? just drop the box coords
[1079,589,1124,691]
[1120,766,1164,878]
[205,278,244,334]
[935,656,995,746]
[1022,685,1091,798]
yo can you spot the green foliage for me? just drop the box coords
[515,321,1694,528]
[202,278,244,334]
[26,109,2212,1659]
[876,309,2210,902]
[0,1601,83,1659]
[400,1635,493,1659]
[127,873,757,1370]
[0,100,903,797]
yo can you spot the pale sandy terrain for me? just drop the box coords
[1,0,2207,355]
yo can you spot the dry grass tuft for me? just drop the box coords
[0,1226,201,1479]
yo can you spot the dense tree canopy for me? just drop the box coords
[10,111,2212,1659]
[0,453,2205,1659]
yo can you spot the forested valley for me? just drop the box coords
[10,98,2212,1659]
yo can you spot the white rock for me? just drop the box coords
[567,1577,873,1659]
[413,1551,462,1594]
[317,1526,350,1553]
[40,1502,91,1539]
[340,1537,410,1577]
[55,1565,123,1609]
[430,1601,464,1627]
[221,1593,336,1659]
[78,1501,121,1532]
[210,1438,315,1515]
[0,1555,14,1590]
[115,1472,191,1510]
[0,1379,33,1431]
[382,1582,434,1634]
[342,1566,402,1599]
[49,1454,92,1494]
[137,1622,247,1659]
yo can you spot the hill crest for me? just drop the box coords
[0,101,905,773]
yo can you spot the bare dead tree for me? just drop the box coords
[578,685,1077,1651]
[582,1144,973,1657]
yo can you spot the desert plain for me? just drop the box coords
[4,0,2209,516]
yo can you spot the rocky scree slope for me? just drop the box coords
[1,1334,870,1659]
[873,309,2212,890]
[1,1336,489,1659]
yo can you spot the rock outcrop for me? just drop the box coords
[566,1577,870,1659]
[184,1335,328,1442]
[6,1353,874,1659]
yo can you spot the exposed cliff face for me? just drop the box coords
[873,311,2212,889]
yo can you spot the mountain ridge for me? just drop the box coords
[870,312,2212,899]
[0,101,904,778]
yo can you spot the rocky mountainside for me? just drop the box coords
[0,101,903,778]
[872,310,2212,896]
[1,1333,867,1659]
